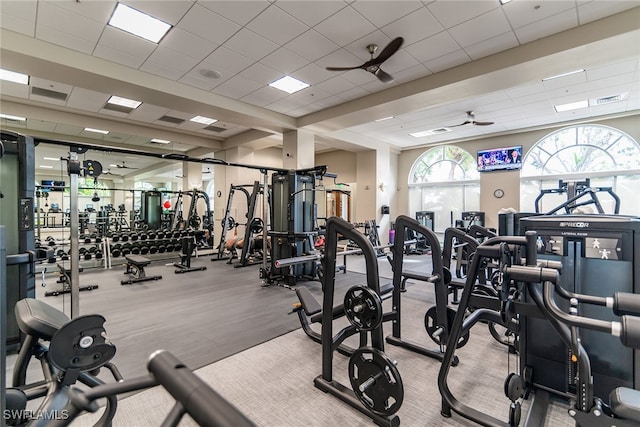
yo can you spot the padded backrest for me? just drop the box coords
[15,298,70,340]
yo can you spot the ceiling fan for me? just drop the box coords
[448,111,495,127]
[102,168,117,176]
[111,161,138,169]
[326,37,404,83]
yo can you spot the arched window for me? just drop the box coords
[521,124,640,215]
[408,146,479,232]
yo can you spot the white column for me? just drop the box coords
[283,130,314,169]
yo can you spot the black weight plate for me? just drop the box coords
[344,285,383,332]
[348,347,404,417]
[424,306,469,349]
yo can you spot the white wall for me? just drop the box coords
[398,115,640,230]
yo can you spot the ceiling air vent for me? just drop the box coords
[204,125,226,132]
[594,95,621,105]
[430,127,451,134]
[158,115,185,124]
[31,87,68,101]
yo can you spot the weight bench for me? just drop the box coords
[45,264,98,297]
[122,255,162,285]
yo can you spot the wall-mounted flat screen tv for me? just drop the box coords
[41,180,66,191]
[477,145,523,172]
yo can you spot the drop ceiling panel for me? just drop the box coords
[275,1,347,27]
[246,5,308,45]
[66,87,110,112]
[176,4,240,43]
[284,29,340,62]
[448,8,511,48]
[178,73,221,91]
[161,27,218,61]
[426,1,498,29]
[141,47,201,80]
[0,0,37,36]
[239,62,282,84]
[577,1,640,24]
[343,30,392,62]
[465,31,519,60]
[0,81,29,98]
[404,31,460,63]
[314,6,377,47]
[225,28,279,61]
[241,86,288,107]
[47,0,115,23]
[259,47,309,74]
[124,0,192,25]
[198,0,270,26]
[423,49,471,73]
[128,104,170,122]
[35,26,96,55]
[202,46,254,76]
[381,7,443,45]
[37,1,104,45]
[391,64,430,84]
[211,75,264,99]
[94,27,157,68]
[26,119,57,133]
[503,0,576,29]
[350,1,423,28]
[514,9,578,44]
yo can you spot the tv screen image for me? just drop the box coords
[477,145,523,172]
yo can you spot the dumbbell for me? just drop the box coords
[131,246,141,255]
[95,251,103,260]
[140,246,150,255]
[111,248,122,257]
[121,247,131,256]
[149,246,158,254]
[112,234,120,242]
[84,252,92,260]
[130,233,139,241]
[139,233,148,241]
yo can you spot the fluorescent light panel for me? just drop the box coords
[190,116,217,125]
[375,116,394,122]
[84,127,109,134]
[150,138,171,144]
[0,113,26,121]
[108,3,172,43]
[269,75,310,94]
[43,157,61,161]
[107,95,142,109]
[0,69,29,85]
[542,69,585,81]
[39,165,54,169]
[554,100,588,112]
[409,131,432,138]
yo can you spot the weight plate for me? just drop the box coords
[348,347,404,417]
[424,306,469,349]
[344,285,383,332]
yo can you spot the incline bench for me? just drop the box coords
[121,255,163,285]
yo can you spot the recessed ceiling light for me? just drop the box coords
[0,113,26,121]
[43,157,61,161]
[39,165,54,169]
[409,131,432,138]
[190,116,218,125]
[542,69,585,81]
[107,95,142,109]
[150,138,171,144]
[0,68,29,85]
[108,3,172,43]
[84,127,109,134]
[554,100,588,112]
[375,116,395,122]
[269,75,310,94]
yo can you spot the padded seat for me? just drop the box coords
[15,298,69,340]
[610,387,640,421]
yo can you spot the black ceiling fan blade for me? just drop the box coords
[373,68,393,83]
[447,120,472,128]
[326,66,362,71]
[371,37,404,65]
[473,121,494,126]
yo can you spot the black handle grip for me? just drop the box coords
[147,350,255,427]
[614,292,640,316]
[621,316,640,349]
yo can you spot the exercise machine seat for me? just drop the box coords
[14,298,69,340]
[609,387,640,421]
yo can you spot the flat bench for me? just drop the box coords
[122,255,162,285]
[44,264,97,297]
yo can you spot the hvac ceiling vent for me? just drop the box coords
[31,87,68,101]
[430,127,452,134]
[158,115,185,124]
[204,125,226,132]
[594,95,622,105]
